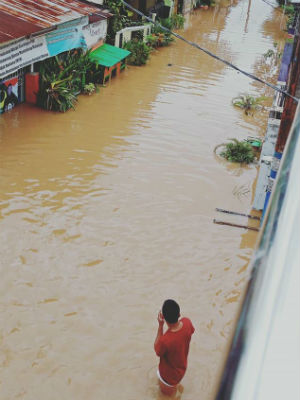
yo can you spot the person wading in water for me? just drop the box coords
[154,299,195,396]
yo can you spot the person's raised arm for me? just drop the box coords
[154,311,164,354]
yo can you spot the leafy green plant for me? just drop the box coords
[158,14,185,30]
[146,32,174,48]
[160,34,174,46]
[150,21,175,48]
[281,4,295,28]
[83,83,97,95]
[282,4,295,15]
[171,14,185,29]
[36,49,100,112]
[36,76,77,112]
[263,49,275,58]
[263,47,282,62]
[123,39,151,65]
[152,24,163,35]
[132,30,144,41]
[232,94,266,115]
[216,139,255,164]
[286,13,295,29]
[145,34,159,48]
[159,17,174,30]
[63,49,100,91]
[104,0,140,44]
[152,26,174,42]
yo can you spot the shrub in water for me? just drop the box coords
[220,139,255,164]
[232,93,266,115]
[146,33,174,48]
[158,14,185,30]
[83,83,97,95]
[171,14,185,29]
[123,39,151,65]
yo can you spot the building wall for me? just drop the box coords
[253,34,295,211]
[253,118,280,210]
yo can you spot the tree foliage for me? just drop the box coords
[36,49,100,112]
[123,39,151,65]
[104,0,139,44]
[232,94,266,115]
[219,139,255,164]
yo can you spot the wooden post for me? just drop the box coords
[103,67,109,84]
[116,62,121,76]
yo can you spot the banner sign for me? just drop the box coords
[46,17,88,57]
[0,36,49,79]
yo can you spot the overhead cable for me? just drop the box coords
[121,0,299,103]
[260,0,278,10]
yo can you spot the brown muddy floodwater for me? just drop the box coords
[0,1,286,399]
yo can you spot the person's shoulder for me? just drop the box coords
[181,317,195,333]
[181,317,192,324]
[160,330,171,343]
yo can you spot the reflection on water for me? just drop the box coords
[0,1,285,399]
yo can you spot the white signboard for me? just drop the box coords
[82,20,107,49]
[0,36,49,79]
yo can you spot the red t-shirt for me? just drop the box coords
[155,317,195,385]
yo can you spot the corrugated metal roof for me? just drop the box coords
[0,0,111,44]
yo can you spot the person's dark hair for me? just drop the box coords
[162,299,180,323]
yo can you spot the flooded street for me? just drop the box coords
[0,1,286,399]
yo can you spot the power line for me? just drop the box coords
[260,0,278,10]
[121,0,299,103]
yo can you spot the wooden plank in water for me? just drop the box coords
[213,219,259,232]
[216,208,261,220]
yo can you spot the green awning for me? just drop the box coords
[89,44,131,67]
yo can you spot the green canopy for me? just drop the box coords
[89,44,131,67]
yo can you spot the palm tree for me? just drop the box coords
[214,138,255,164]
[232,94,266,115]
